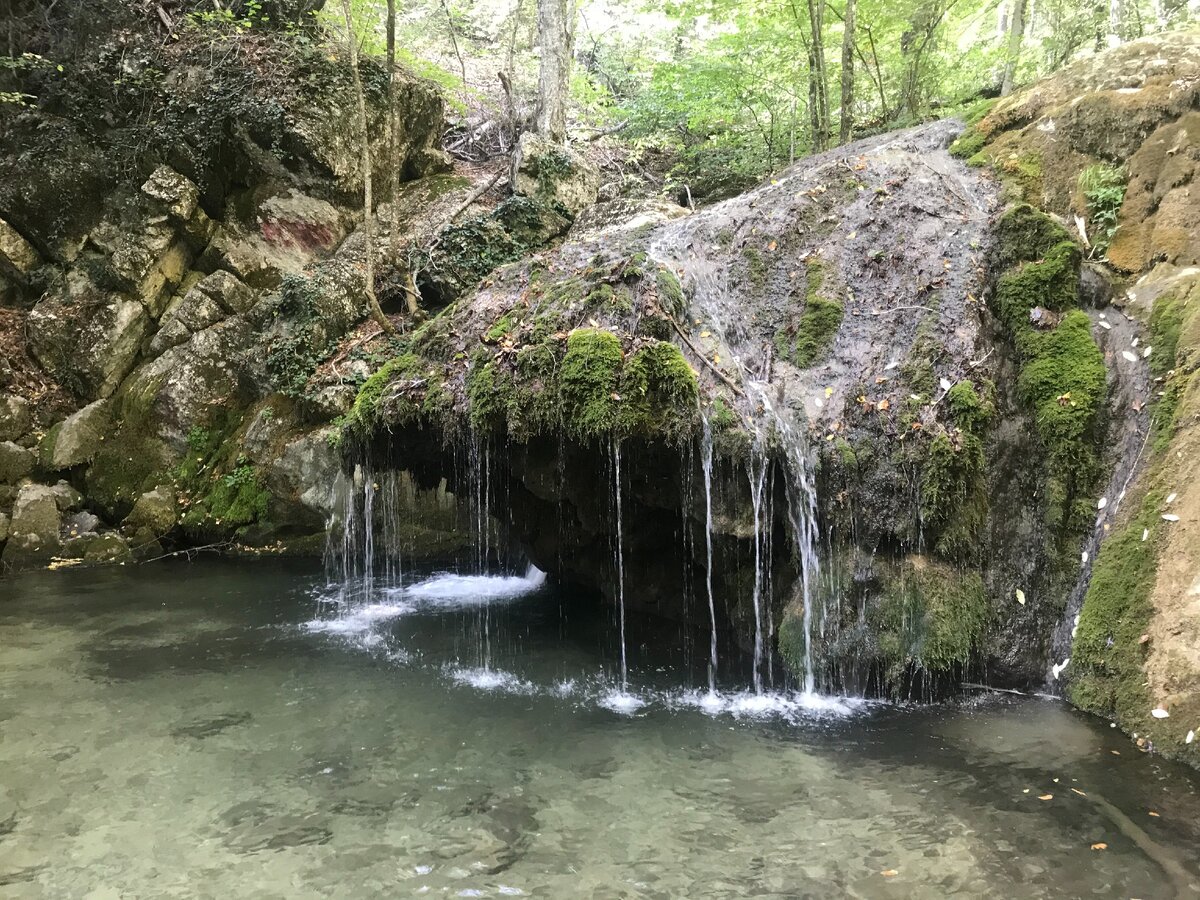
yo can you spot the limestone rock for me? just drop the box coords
[264,428,342,528]
[196,270,256,314]
[2,483,63,567]
[82,532,132,564]
[148,285,227,356]
[141,166,200,223]
[570,198,690,237]
[27,271,150,400]
[63,510,102,537]
[0,441,35,484]
[124,486,178,537]
[40,399,112,470]
[0,218,40,275]
[511,133,600,218]
[0,393,32,442]
[49,480,83,512]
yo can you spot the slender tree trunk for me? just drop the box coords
[384,0,418,317]
[535,0,575,142]
[839,0,856,145]
[1000,0,1026,97]
[339,0,395,335]
[806,0,829,152]
[1107,0,1125,45]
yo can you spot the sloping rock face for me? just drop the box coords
[343,113,1136,698]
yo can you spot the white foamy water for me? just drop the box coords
[599,689,647,715]
[390,566,547,607]
[445,666,537,694]
[303,601,416,634]
[670,688,866,722]
[305,567,546,636]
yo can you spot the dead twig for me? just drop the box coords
[666,315,746,398]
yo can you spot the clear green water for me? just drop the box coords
[2,559,1198,899]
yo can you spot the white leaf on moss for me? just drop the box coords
[1151,708,1170,719]
[1122,350,1139,363]
[1015,588,1026,606]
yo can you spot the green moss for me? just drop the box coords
[792,296,843,367]
[485,313,517,343]
[656,267,686,316]
[617,341,698,440]
[1070,487,1163,726]
[949,128,987,160]
[560,328,624,440]
[743,246,766,286]
[993,204,1075,271]
[873,561,989,682]
[1017,310,1107,491]
[709,397,739,432]
[993,242,1082,327]
[775,259,843,367]
[989,211,1105,534]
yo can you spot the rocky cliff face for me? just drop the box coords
[952,28,1200,765]
[2,18,1197,766]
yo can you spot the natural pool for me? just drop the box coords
[2,559,1198,898]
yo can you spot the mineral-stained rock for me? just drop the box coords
[40,399,112,470]
[0,441,35,484]
[0,393,32,442]
[0,512,8,543]
[510,133,600,218]
[27,271,149,400]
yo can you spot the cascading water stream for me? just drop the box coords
[613,438,628,688]
[700,415,719,693]
[748,446,768,695]
[650,224,827,698]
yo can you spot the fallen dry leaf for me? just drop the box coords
[1071,788,1087,796]
[881,869,898,878]
[877,399,890,411]
[1091,843,1108,851]
[1149,811,1160,817]
[1015,589,1026,606]
[1038,794,1053,801]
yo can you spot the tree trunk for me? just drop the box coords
[535,0,575,142]
[385,0,419,317]
[339,0,396,335]
[806,0,829,153]
[1107,0,1126,45]
[839,0,856,145]
[1000,0,1026,97]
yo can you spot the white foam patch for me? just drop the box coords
[303,601,416,634]
[668,688,865,721]
[392,566,546,608]
[305,567,545,636]
[446,666,537,694]
[599,690,647,715]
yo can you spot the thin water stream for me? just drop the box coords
[3,560,1199,898]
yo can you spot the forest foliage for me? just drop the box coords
[3,0,1198,193]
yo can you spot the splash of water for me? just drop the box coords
[748,444,768,695]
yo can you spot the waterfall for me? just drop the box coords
[748,445,768,695]
[612,437,628,687]
[700,416,719,693]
